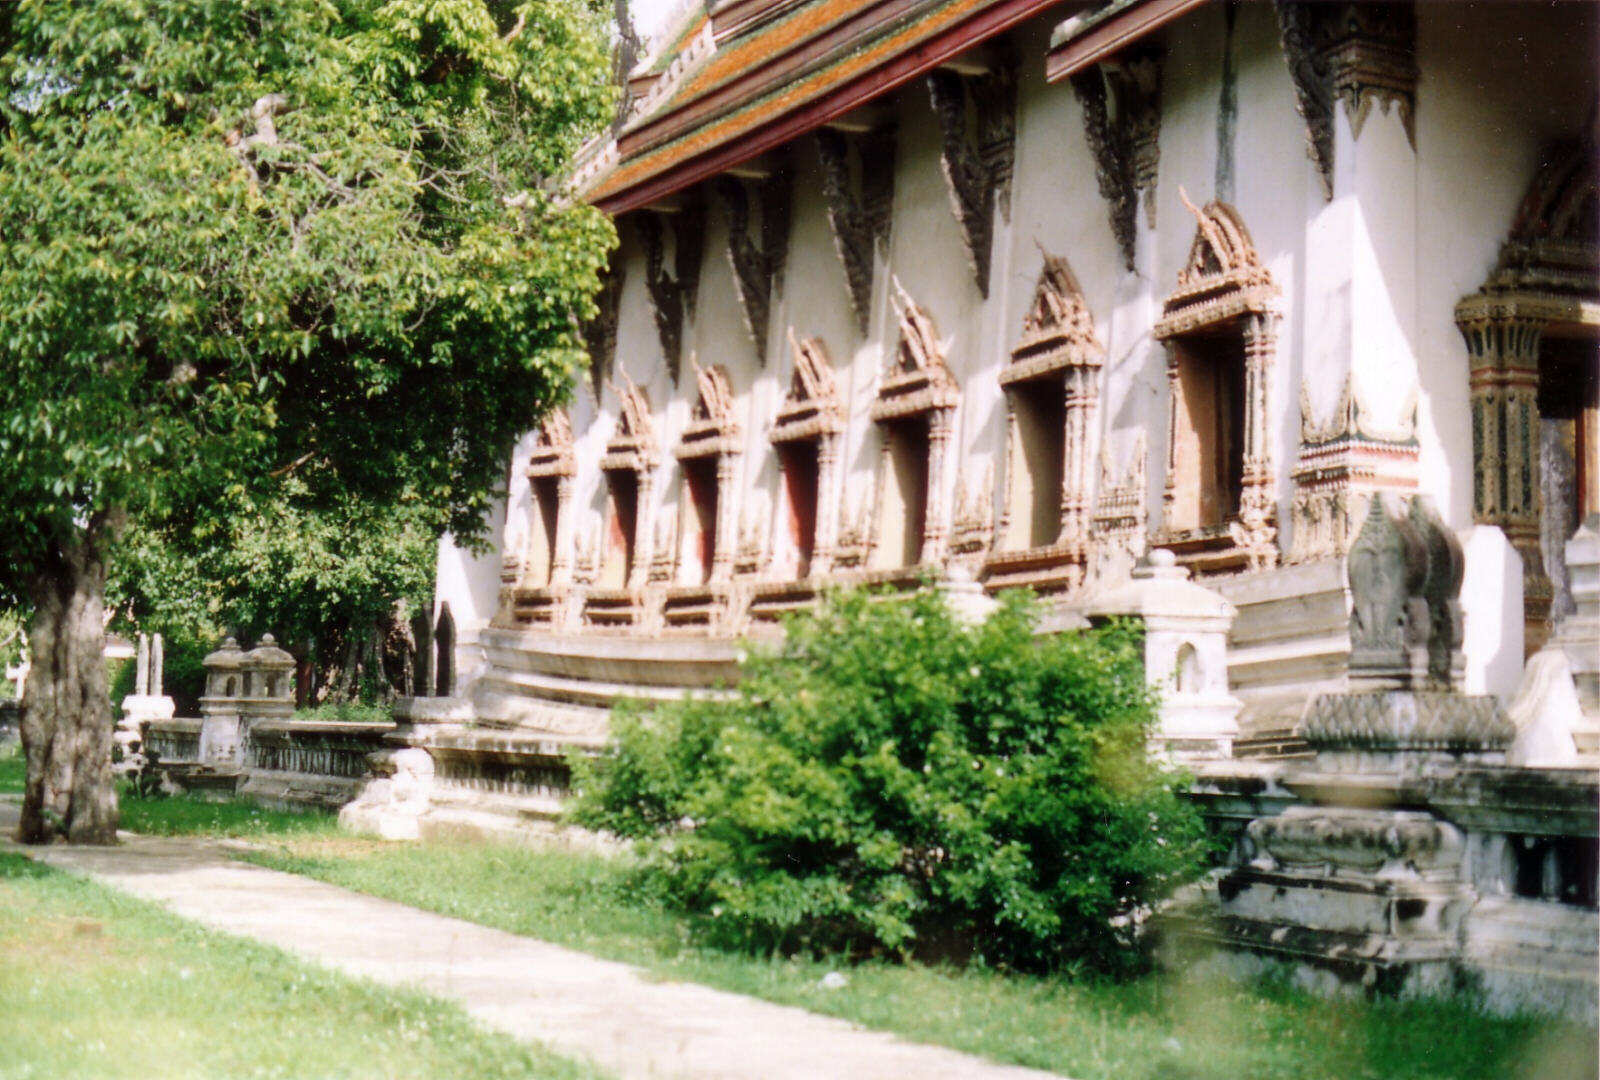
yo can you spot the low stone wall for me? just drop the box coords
[239,721,394,810]
[144,717,202,764]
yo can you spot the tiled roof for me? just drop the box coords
[579,0,1089,213]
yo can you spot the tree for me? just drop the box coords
[0,0,615,842]
[110,470,442,705]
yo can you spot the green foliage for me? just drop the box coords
[292,700,394,725]
[0,0,615,595]
[570,587,1214,974]
[0,740,23,793]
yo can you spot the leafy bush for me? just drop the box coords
[569,586,1213,975]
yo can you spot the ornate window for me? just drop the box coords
[1455,142,1599,651]
[868,286,960,571]
[672,360,740,586]
[986,253,1103,595]
[586,376,658,628]
[1154,195,1279,575]
[503,411,577,629]
[770,332,844,579]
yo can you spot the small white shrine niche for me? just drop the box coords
[1085,548,1242,761]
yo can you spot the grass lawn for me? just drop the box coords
[0,740,23,794]
[0,851,608,1080]
[118,789,341,840]
[215,827,1596,1080]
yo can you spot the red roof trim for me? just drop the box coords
[597,0,1080,216]
[1043,0,1208,82]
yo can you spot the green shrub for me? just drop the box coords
[569,586,1213,975]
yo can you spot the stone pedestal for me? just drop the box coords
[198,637,246,766]
[1086,548,1242,760]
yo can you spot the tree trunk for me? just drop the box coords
[18,515,120,844]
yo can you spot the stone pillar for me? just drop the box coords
[812,433,840,576]
[1084,548,1242,760]
[1235,313,1279,570]
[198,637,246,766]
[135,633,150,697]
[922,408,955,564]
[712,452,739,583]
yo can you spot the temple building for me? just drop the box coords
[433,0,1597,740]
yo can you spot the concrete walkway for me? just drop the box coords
[0,803,1064,1080]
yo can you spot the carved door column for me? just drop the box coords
[1061,366,1097,545]
[813,431,841,576]
[551,475,575,586]
[923,408,955,564]
[712,453,739,583]
[1235,312,1280,566]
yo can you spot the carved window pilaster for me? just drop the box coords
[588,376,659,629]
[673,360,742,586]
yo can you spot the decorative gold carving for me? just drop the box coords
[832,487,873,571]
[733,508,767,578]
[771,331,844,444]
[601,373,658,473]
[676,358,741,459]
[950,466,994,559]
[527,409,576,478]
[815,126,895,336]
[1275,2,1417,200]
[1090,434,1148,587]
[872,281,962,422]
[1071,48,1163,270]
[999,250,1104,385]
[927,47,1017,298]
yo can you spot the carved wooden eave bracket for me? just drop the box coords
[601,373,659,472]
[676,358,742,460]
[1154,192,1279,339]
[1071,47,1162,271]
[1275,1,1417,201]
[772,330,844,444]
[713,167,792,364]
[581,265,624,400]
[927,47,1018,299]
[1000,251,1105,386]
[815,125,895,337]
[637,206,705,385]
[872,284,961,422]
[527,410,577,478]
